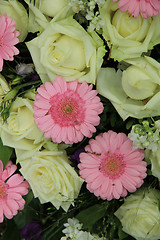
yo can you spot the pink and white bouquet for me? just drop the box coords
[0,0,160,239]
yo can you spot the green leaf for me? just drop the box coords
[126,119,134,130]
[42,210,75,240]
[0,138,13,168]
[14,198,41,230]
[42,224,64,240]
[24,190,34,206]
[118,226,128,240]
[76,204,108,232]
[1,219,21,240]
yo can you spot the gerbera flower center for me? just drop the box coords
[100,152,126,179]
[61,102,74,115]
[0,180,8,200]
[49,90,85,127]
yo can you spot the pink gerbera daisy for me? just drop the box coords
[0,160,29,222]
[113,0,160,18]
[0,14,19,71]
[33,77,104,144]
[78,131,147,200]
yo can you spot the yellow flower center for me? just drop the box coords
[100,152,126,179]
[104,156,122,175]
[0,180,8,200]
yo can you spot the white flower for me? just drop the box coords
[20,148,83,211]
[97,56,160,120]
[26,16,106,84]
[61,218,106,240]
[101,0,160,61]
[128,129,147,150]
[0,94,44,156]
[115,188,160,240]
[16,63,34,76]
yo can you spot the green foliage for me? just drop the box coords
[0,79,41,122]
[76,203,108,232]
[42,208,75,240]
[42,220,66,240]
[97,96,127,134]
[14,197,41,230]
[24,189,34,206]
[118,226,128,240]
[1,219,21,240]
[0,138,13,168]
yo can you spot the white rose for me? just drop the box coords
[26,16,106,84]
[97,56,160,120]
[0,0,28,41]
[24,0,72,33]
[38,0,68,17]
[100,0,160,61]
[19,147,83,211]
[0,74,10,133]
[115,188,160,240]
[0,94,44,152]
[0,74,10,104]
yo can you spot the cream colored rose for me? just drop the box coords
[19,146,83,211]
[115,188,160,240]
[38,0,68,17]
[100,0,160,61]
[0,74,10,133]
[97,56,160,120]
[0,0,28,41]
[0,94,44,152]
[0,74,10,103]
[26,16,106,84]
[24,0,72,33]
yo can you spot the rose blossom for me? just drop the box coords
[97,56,160,120]
[19,145,83,211]
[100,0,160,61]
[26,16,106,84]
[115,188,160,240]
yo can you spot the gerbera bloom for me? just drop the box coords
[78,131,147,200]
[113,0,160,18]
[33,77,104,144]
[0,14,19,71]
[0,160,29,222]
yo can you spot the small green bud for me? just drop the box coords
[134,125,142,134]
[148,130,153,137]
[11,76,23,85]
[4,89,18,101]
[142,120,149,128]
[143,141,150,148]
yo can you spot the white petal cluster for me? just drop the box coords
[128,120,160,152]
[61,218,106,240]
[69,0,105,32]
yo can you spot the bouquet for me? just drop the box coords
[0,0,160,239]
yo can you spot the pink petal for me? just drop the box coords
[7,174,24,187]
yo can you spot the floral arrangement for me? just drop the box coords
[0,0,160,240]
